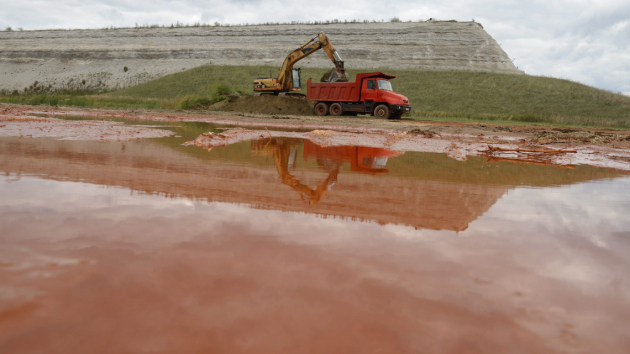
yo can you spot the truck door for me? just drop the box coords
[361,79,378,102]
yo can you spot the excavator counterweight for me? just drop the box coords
[253,33,349,95]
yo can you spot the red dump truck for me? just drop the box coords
[306,72,411,119]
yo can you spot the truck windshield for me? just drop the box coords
[377,79,393,91]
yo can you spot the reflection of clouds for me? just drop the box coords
[459,178,630,292]
[3,175,629,246]
[2,175,630,272]
[468,179,630,245]
[3,178,196,217]
[2,174,630,348]
[2,172,628,289]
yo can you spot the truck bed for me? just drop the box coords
[306,73,397,103]
[306,79,361,102]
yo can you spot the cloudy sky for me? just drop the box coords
[2,0,629,95]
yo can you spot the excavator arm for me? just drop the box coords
[254,33,349,94]
[276,33,348,88]
[271,139,341,205]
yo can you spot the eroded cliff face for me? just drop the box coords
[0,21,520,92]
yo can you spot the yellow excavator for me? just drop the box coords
[253,33,349,95]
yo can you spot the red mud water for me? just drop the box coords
[2,104,630,170]
[1,125,630,353]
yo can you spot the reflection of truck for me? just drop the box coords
[302,140,401,175]
[306,72,411,119]
[250,138,402,205]
[253,33,349,95]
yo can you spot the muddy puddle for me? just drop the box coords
[1,117,630,353]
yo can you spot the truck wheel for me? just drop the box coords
[374,104,390,119]
[314,102,329,116]
[329,102,343,116]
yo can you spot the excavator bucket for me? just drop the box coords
[320,67,349,83]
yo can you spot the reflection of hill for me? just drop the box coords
[0,137,625,231]
[386,152,627,187]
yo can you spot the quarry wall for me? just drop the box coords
[0,21,520,92]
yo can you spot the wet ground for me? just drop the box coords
[3,104,630,170]
[1,112,630,353]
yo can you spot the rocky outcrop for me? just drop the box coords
[0,21,520,92]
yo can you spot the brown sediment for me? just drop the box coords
[484,146,578,154]
[479,145,580,165]
[222,95,314,116]
[0,112,173,141]
[185,127,630,170]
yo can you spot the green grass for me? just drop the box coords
[0,95,166,109]
[385,69,630,127]
[2,64,629,128]
[110,66,262,99]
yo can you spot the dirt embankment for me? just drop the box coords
[221,95,314,116]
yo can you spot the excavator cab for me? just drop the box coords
[291,68,302,90]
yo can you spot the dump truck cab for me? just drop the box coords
[360,75,410,116]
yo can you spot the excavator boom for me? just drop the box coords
[253,33,349,94]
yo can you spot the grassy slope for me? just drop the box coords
[3,64,629,127]
[391,70,630,126]
[112,65,630,127]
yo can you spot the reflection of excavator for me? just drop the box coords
[251,138,341,205]
[253,33,349,95]
[251,138,401,205]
